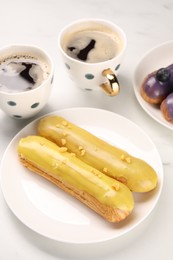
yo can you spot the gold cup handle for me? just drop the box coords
[100,68,120,96]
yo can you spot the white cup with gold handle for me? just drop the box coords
[58,18,127,96]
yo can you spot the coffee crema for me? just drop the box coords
[64,30,123,63]
[0,56,49,93]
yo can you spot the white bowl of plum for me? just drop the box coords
[133,40,173,130]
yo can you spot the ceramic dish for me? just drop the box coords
[0,107,163,244]
[133,40,173,130]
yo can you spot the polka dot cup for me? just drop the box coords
[58,19,126,96]
[0,45,54,119]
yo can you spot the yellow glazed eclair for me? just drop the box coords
[18,136,134,223]
[37,116,158,193]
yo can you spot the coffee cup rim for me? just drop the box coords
[58,18,127,65]
[0,44,54,95]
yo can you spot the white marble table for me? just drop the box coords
[0,0,173,259]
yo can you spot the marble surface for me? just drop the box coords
[0,0,173,259]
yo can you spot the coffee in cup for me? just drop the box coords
[64,30,123,63]
[0,55,49,93]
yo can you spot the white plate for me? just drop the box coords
[0,107,163,244]
[133,40,173,130]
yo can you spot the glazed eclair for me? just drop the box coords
[18,135,134,223]
[37,116,158,193]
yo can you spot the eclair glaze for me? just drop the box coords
[18,136,134,222]
[37,116,158,192]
